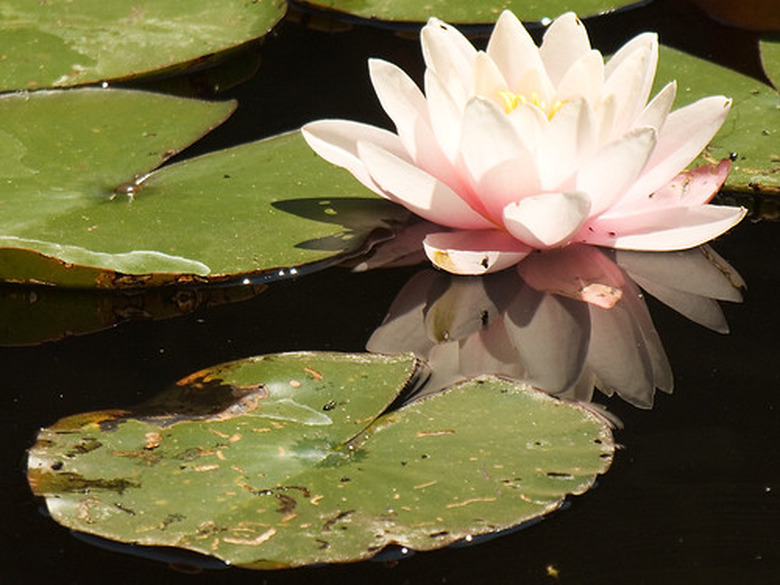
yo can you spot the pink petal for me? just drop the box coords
[540,12,592,86]
[301,120,407,194]
[458,98,537,218]
[639,159,732,209]
[358,141,494,230]
[623,96,732,202]
[423,229,532,275]
[503,191,592,249]
[581,204,747,251]
[577,127,657,216]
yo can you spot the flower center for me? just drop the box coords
[498,91,565,120]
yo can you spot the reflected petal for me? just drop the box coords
[504,287,591,393]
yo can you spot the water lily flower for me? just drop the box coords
[303,11,746,275]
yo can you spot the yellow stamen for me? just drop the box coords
[498,90,566,120]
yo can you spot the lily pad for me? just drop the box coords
[761,36,780,89]
[0,89,407,287]
[654,45,779,195]
[0,281,266,346]
[28,352,614,568]
[0,0,287,91]
[294,0,643,24]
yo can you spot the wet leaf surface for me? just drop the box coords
[0,0,287,91]
[28,352,614,569]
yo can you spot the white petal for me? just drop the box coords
[624,96,732,201]
[577,127,657,215]
[634,81,676,132]
[503,191,592,249]
[537,98,596,189]
[458,97,531,205]
[301,120,407,194]
[473,156,542,222]
[369,59,457,186]
[358,141,494,229]
[555,49,604,105]
[474,51,509,105]
[423,230,532,275]
[487,11,554,97]
[421,18,477,105]
[602,44,656,138]
[540,12,592,86]
[582,204,747,250]
[605,32,658,112]
[425,69,464,162]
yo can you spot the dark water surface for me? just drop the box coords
[2,1,778,583]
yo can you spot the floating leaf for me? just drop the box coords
[761,36,780,89]
[0,281,266,346]
[0,89,407,287]
[0,0,287,91]
[28,352,613,569]
[654,45,780,195]
[294,0,644,24]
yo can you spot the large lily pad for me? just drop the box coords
[761,36,780,89]
[0,89,407,287]
[28,352,614,568]
[294,0,644,24]
[0,0,287,91]
[655,45,779,195]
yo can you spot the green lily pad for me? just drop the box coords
[0,0,287,91]
[0,89,407,287]
[655,45,780,195]
[295,0,643,24]
[28,352,614,569]
[761,36,780,89]
[0,281,266,346]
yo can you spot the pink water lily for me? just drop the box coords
[303,11,746,275]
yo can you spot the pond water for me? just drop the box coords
[2,1,778,583]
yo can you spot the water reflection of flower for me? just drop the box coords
[303,11,746,276]
[367,244,743,409]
